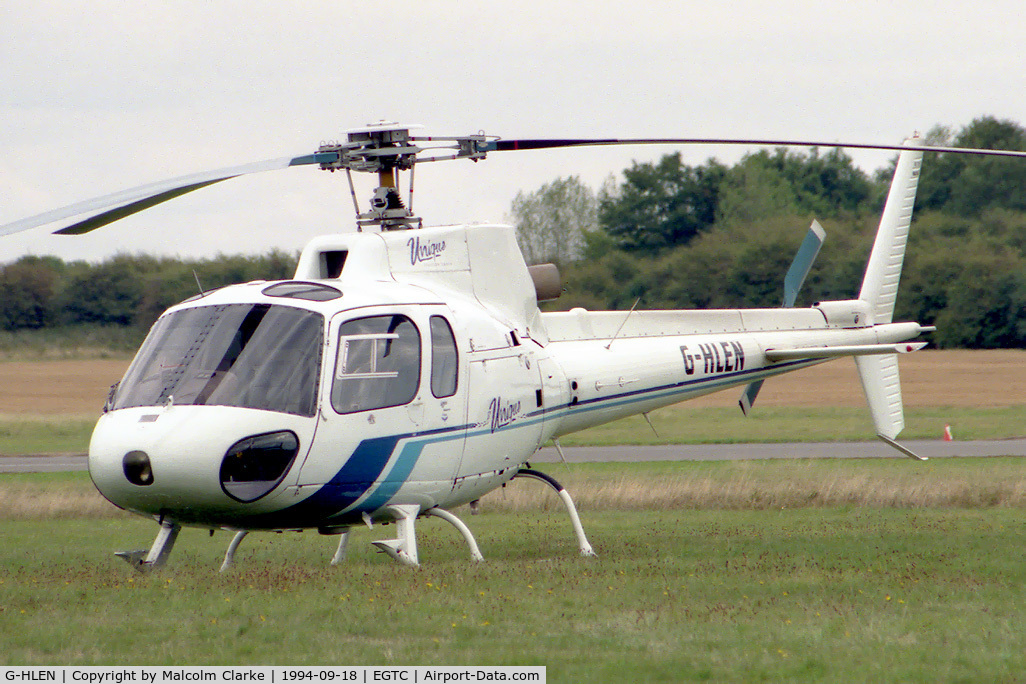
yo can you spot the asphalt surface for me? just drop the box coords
[532,439,1026,463]
[3,439,1026,473]
[1,454,91,473]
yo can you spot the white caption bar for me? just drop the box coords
[1,668,545,684]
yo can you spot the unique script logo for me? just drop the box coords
[407,236,446,265]
[487,396,522,433]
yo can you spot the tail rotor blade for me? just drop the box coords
[740,220,826,413]
[782,220,826,307]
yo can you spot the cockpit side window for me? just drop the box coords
[429,315,458,398]
[332,314,421,414]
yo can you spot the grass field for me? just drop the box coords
[4,405,1025,455]
[1,350,1025,453]
[2,461,1026,680]
[2,350,1025,678]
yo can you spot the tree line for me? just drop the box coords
[512,116,1026,349]
[0,252,296,334]
[2,117,1024,349]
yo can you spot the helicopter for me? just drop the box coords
[4,121,1023,570]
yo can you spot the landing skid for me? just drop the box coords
[368,504,485,566]
[118,470,595,571]
[219,530,249,572]
[330,529,351,566]
[513,468,597,557]
[370,504,421,567]
[116,518,181,572]
[213,505,485,572]
[424,507,484,562]
[219,526,353,570]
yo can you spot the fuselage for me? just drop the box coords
[87,223,926,532]
[88,270,544,529]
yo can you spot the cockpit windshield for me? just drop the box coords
[113,304,323,417]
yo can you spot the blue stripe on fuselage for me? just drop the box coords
[249,434,402,526]
[253,357,820,528]
[355,441,426,513]
[353,424,469,513]
[261,423,469,526]
[520,356,820,423]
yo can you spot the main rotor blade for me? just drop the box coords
[487,137,1026,159]
[0,152,331,237]
[8,131,1026,239]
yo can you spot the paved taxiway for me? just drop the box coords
[1,454,91,472]
[3,439,1026,473]
[532,439,1026,463]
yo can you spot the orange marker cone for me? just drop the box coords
[943,424,953,442]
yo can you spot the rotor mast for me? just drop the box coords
[316,122,423,231]
[312,121,497,231]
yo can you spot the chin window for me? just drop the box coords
[219,431,300,502]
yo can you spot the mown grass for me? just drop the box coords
[558,404,1026,446]
[0,414,98,454]
[2,463,1026,681]
[6,458,1026,520]
[0,325,142,361]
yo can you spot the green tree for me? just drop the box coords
[0,256,61,330]
[777,147,876,216]
[717,147,877,227]
[132,250,298,328]
[59,256,147,326]
[916,116,1026,215]
[598,153,727,253]
[511,176,596,265]
[714,156,799,227]
[898,210,1026,348]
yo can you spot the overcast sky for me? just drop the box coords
[3,1,1026,262]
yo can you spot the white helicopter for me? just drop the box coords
[4,122,1023,570]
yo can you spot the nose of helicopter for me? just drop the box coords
[88,406,313,524]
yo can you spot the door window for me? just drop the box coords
[429,316,458,398]
[332,314,420,414]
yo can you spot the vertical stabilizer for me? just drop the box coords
[856,352,926,460]
[855,136,927,460]
[855,354,904,439]
[859,137,924,324]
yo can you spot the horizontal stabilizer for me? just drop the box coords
[765,342,926,361]
[738,379,763,416]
